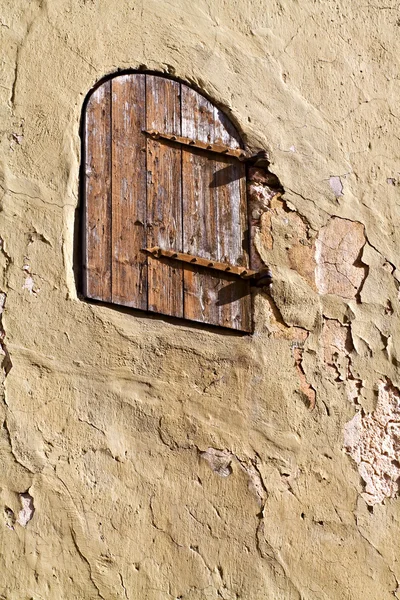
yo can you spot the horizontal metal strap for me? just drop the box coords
[142,247,271,284]
[143,129,250,160]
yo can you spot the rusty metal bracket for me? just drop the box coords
[142,246,272,286]
[143,130,251,160]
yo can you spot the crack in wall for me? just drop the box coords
[119,573,129,600]
[199,446,303,597]
[292,342,316,410]
[0,293,11,377]
[0,236,12,379]
[70,527,106,600]
[200,447,268,506]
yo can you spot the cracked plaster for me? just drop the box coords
[0,0,400,598]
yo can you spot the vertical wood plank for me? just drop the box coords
[84,81,112,302]
[213,106,241,149]
[182,88,219,327]
[181,85,252,331]
[146,75,183,318]
[213,155,251,331]
[214,106,250,330]
[111,74,147,309]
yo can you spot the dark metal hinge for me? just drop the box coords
[143,130,266,162]
[142,247,272,286]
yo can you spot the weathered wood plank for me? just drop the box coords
[111,74,147,308]
[213,105,250,330]
[181,87,219,327]
[146,75,183,318]
[212,154,251,331]
[84,81,112,302]
[213,106,242,149]
[181,85,251,331]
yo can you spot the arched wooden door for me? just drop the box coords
[83,73,252,331]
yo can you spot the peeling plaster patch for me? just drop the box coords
[293,344,316,409]
[4,507,15,530]
[17,492,35,527]
[321,319,351,366]
[10,132,24,151]
[22,264,39,295]
[247,167,283,270]
[329,176,344,197]
[279,209,316,290]
[321,319,362,402]
[201,448,233,477]
[0,237,12,279]
[248,182,276,215]
[346,377,363,405]
[0,293,6,321]
[264,296,309,342]
[321,319,350,380]
[344,380,400,505]
[315,217,367,298]
[248,169,317,290]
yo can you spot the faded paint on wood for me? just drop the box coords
[111,74,147,308]
[84,81,112,301]
[146,75,183,318]
[181,84,251,331]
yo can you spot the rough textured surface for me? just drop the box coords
[344,380,400,506]
[1,0,400,598]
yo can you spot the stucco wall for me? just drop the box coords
[1,1,400,598]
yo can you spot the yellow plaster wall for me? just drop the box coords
[1,1,400,598]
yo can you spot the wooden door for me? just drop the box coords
[83,73,252,332]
